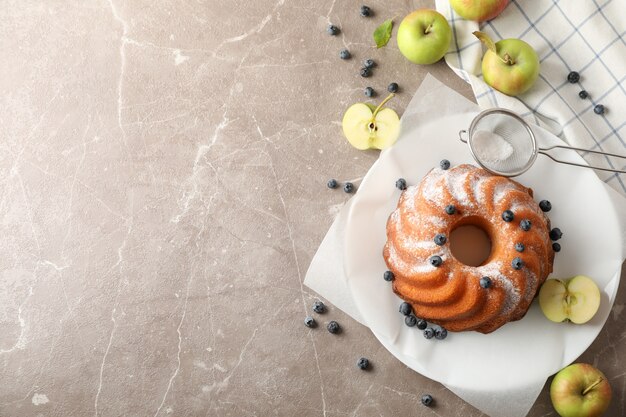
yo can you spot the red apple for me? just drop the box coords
[450,0,509,22]
[550,363,612,417]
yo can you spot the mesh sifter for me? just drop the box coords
[458,108,626,177]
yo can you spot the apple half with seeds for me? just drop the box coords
[539,275,601,324]
[342,93,400,150]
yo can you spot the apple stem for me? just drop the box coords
[372,93,395,119]
[424,23,433,34]
[582,378,603,396]
[501,52,515,65]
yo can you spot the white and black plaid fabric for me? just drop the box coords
[436,0,626,194]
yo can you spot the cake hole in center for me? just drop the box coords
[449,225,492,267]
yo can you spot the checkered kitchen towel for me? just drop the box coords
[435,0,626,195]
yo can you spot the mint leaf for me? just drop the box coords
[373,19,393,48]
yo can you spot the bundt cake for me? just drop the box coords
[383,164,555,334]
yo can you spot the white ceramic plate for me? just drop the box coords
[344,112,623,392]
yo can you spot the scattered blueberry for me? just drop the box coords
[539,200,552,212]
[429,255,443,267]
[395,178,407,190]
[502,210,514,222]
[416,319,428,330]
[360,5,372,17]
[515,243,525,252]
[550,227,563,241]
[344,182,355,193]
[360,67,372,78]
[383,270,395,282]
[435,327,448,340]
[304,316,316,328]
[520,219,532,231]
[434,233,447,246]
[553,242,561,252]
[364,86,374,97]
[423,328,435,339]
[421,394,434,407]
[387,82,398,93]
[567,71,580,83]
[357,357,370,370]
[594,104,605,115]
[579,90,588,99]
[339,49,351,60]
[327,320,340,334]
[327,25,339,36]
[313,301,326,314]
[327,179,338,189]
[512,257,524,270]
[479,276,492,289]
[364,59,375,69]
[445,205,456,215]
[405,315,417,327]
[399,302,413,316]
[440,159,451,170]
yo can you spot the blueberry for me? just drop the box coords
[313,301,326,314]
[512,257,524,270]
[515,243,525,252]
[429,255,443,267]
[360,5,372,17]
[327,178,338,189]
[435,327,448,340]
[440,159,451,170]
[567,71,580,83]
[344,182,355,193]
[549,227,563,241]
[364,59,375,69]
[405,315,417,327]
[360,67,372,78]
[594,104,605,115]
[339,49,351,60]
[423,328,435,339]
[421,394,434,406]
[579,90,588,99]
[327,320,340,334]
[445,205,456,215]
[357,357,369,370]
[399,302,412,316]
[383,270,395,282]
[327,25,339,36]
[479,276,492,288]
[502,210,514,222]
[364,86,374,97]
[395,178,407,190]
[387,82,398,93]
[416,319,428,330]
[304,316,316,328]
[539,200,552,212]
[434,233,447,246]
[553,242,561,252]
[520,219,532,231]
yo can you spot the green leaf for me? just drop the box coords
[473,31,497,54]
[373,19,393,48]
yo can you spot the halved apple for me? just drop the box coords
[342,93,400,150]
[539,275,601,324]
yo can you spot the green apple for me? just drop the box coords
[474,31,540,96]
[551,363,612,417]
[539,276,601,324]
[450,0,509,22]
[397,9,452,65]
[342,94,400,150]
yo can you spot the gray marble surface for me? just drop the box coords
[1,1,624,416]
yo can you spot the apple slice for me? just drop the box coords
[342,94,400,150]
[539,276,601,324]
